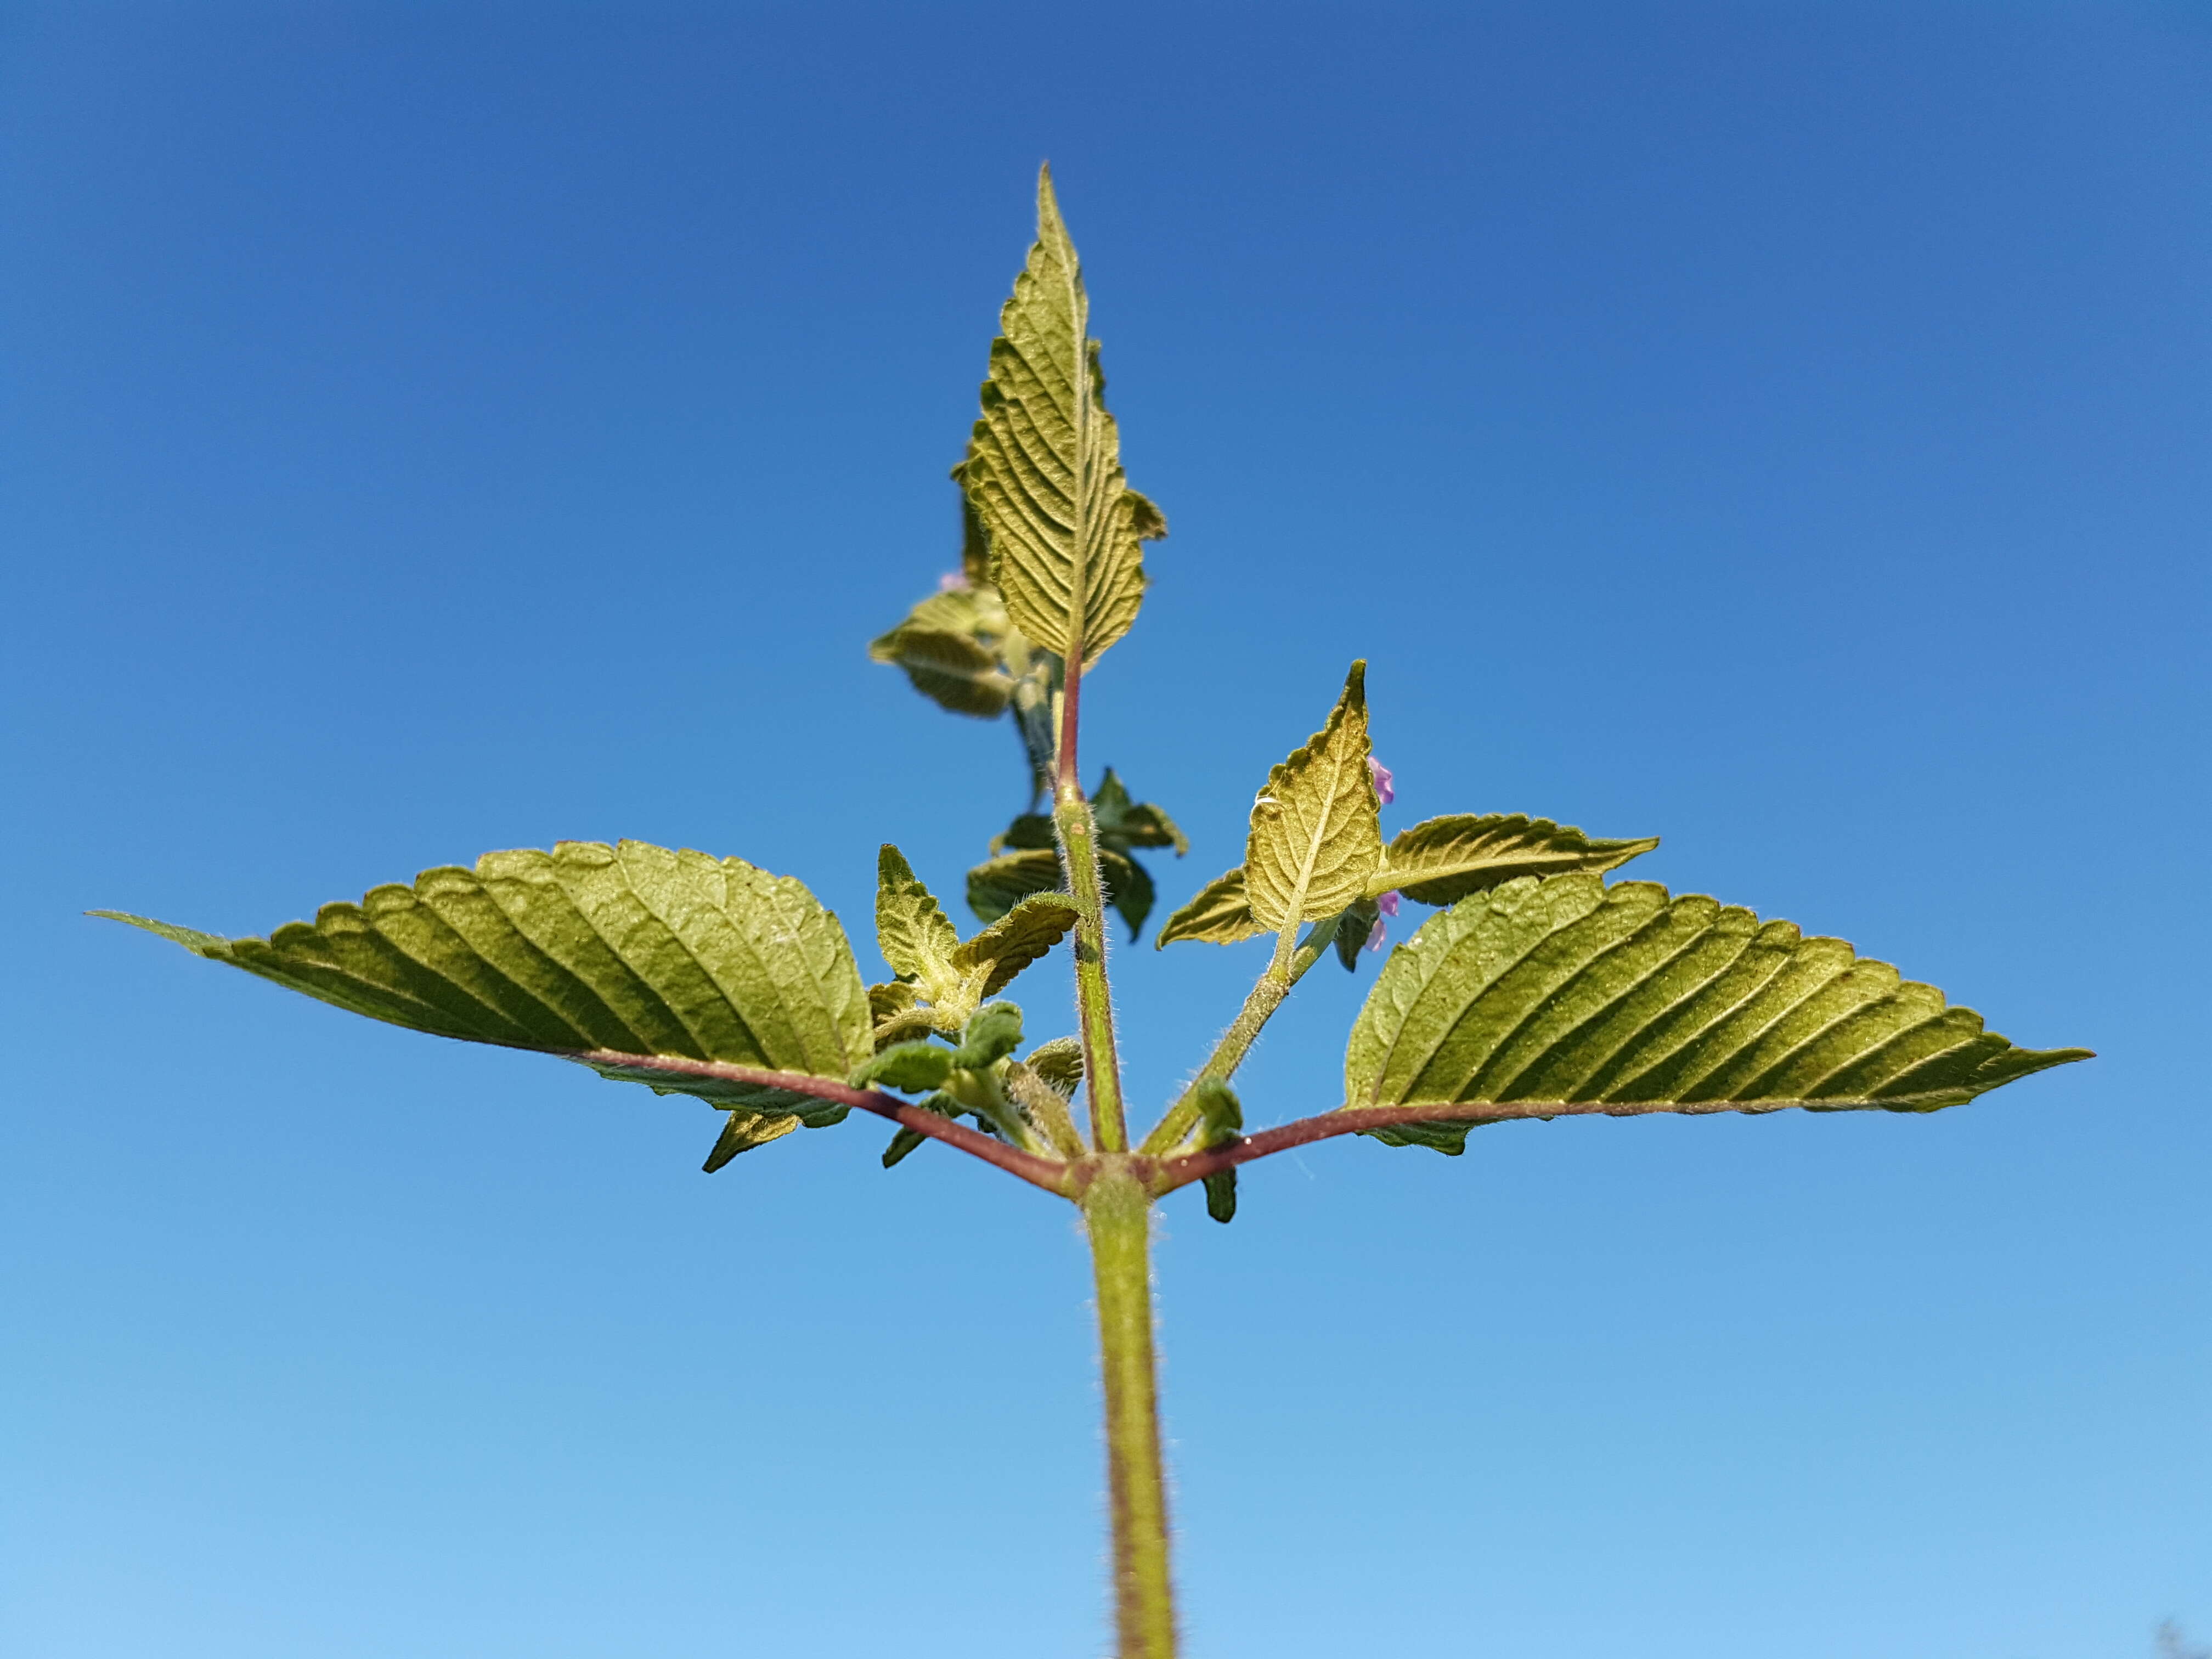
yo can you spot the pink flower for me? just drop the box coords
[1368,755,1394,805]
[938,569,972,592]
[1365,890,1401,953]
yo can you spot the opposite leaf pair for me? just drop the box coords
[1155,662,1661,962]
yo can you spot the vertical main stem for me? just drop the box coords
[1057,782,1130,1152]
[1085,1171,1178,1659]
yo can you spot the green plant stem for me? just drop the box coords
[1084,1168,1178,1658]
[1057,783,1131,1153]
[1137,915,1341,1156]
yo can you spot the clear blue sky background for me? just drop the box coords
[4,7,2206,1657]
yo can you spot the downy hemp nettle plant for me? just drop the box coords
[101,168,2091,1657]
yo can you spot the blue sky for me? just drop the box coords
[3,5,2206,1656]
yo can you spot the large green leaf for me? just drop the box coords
[1154,866,1265,949]
[1244,662,1385,933]
[98,841,874,1126]
[1372,815,1660,905]
[959,166,1165,670]
[1344,874,2091,1154]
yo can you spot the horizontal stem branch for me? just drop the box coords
[1150,1097,1875,1194]
[567,1050,1073,1195]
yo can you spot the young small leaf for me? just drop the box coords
[968,848,1064,923]
[1335,896,1383,971]
[1192,1079,1243,1224]
[1107,849,1155,941]
[1245,662,1385,933]
[959,166,1165,672]
[875,844,963,992]
[1024,1036,1085,1096]
[96,840,873,1116]
[950,893,1081,996]
[952,1001,1025,1071]
[1091,768,1189,854]
[1372,814,1660,905]
[856,1040,956,1093]
[1153,866,1265,949]
[881,1088,964,1169]
[1343,874,2092,1154]
[704,1107,802,1172]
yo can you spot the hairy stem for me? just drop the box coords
[1084,1168,1178,1658]
[1136,914,1341,1156]
[1057,783,1131,1153]
[1149,1095,1908,1194]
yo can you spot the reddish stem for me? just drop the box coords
[1150,1097,1829,1194]
[569,1050,1072,1195]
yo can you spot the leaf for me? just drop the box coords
[704,1107,801,1172]
[1024,1036,1084,1096]
[874,845,962,994]
[1335,897,1383,971]
[856,1040,955,1093]
[950,893,1081,997]
[1105,848,1154,941]
[867,624,1012,718]
[1343,874,2092,1155]
[966,844,1153,939]
[959,165,1165,670]
[1192,1078,1243,1224]
[968,848,1064,923]
[1244,662,1385,933]
[990,813,1059,854]
[1091,768,1188,855]
[1373,814,1660,906]
[952,1001,1025,1071]
[97,840,874,1116]
[881,1088,963,1169]
[1154,866,1266,949]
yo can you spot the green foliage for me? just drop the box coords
[953,1001,1026,1071]
[1344,874,2093,1154]
[1024,1036,1085,1096]
[866,585,1015,718]
[98,840,872,1138]
[1246,663,1383,932]
[874,844,1076,1034]
[958,165,1166,671]
[1334,896,1383,971]
[703,1107,802,1172]
[1372,814,1658,905]
[856,1039,956,1093]
[1192,1080,1243,1224]
[1155,867,1265,949]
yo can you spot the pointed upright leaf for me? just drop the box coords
[874,845,962,996]
[1245,662,1385,932]
[1154,866,1265,949]
[960,166,1164,670]
[1344,874,2091,1154]
[1372,814,1660,906]
[97,840,874,1116]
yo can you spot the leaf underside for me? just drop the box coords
[96,840,874,1124]
[959,165,1164,669]
[1374,815,1660,905]
[1154,866,1266,949]
[968,845,1153,939]
[1344,874,2091,1153]
[1244,662,1384,933]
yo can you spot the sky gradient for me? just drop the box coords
[4,6,2207,1657]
